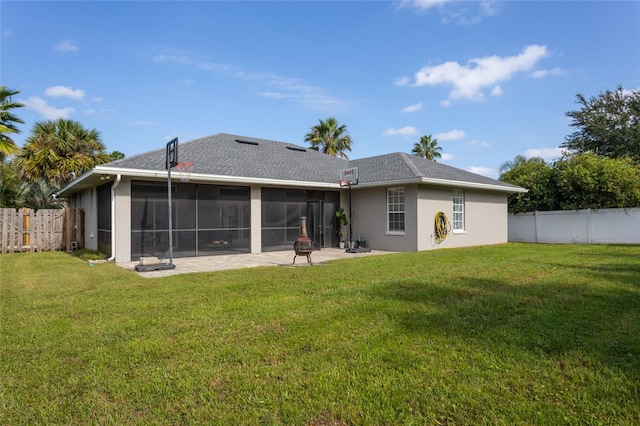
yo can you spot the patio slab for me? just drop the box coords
[117,248,395,278]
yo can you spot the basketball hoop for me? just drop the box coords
[338,179,351,187]
[175,162,194,182]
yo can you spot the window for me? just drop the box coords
[453,189,464,231]
[387,187,405,233]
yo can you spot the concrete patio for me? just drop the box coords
[117,248,395,278]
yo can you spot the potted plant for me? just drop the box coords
[335,208,348,248]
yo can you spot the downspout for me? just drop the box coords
[107,174,122,262]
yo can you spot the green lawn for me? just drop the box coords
[1,244,638,425]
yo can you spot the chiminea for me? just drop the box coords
[292,216,313,264]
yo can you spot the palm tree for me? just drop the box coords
[15,119,110,186]
[411,135,442,161]
[19,179,64,210]
[498,155,529,175]
[304,117,353,159]
[0,86,25,159]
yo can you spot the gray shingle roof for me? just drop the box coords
[107,133,348,183]
[99,132,521,191]
[350,152,521,189]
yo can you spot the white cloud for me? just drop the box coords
[45,85,85,100]
[152,48,350,112]
[434,129,466,140]
[529,67,566,79]
[441,153,455,161]
[400,102,423,113]
[243,72,349,112]
[467,166,497,178]
[399,0,499,25]
[525,147,565,160]
[394,76,411,86]
[22,96,75,120]
[383,126,419,137]
[199,62,234,72]
[399,0,451,11]
[468,139,490,148]
[490,85,503,96]
[55,40,78,52]
[154,54,193,64]
[399,45,549,103]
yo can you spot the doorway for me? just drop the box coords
[306,200,339,250]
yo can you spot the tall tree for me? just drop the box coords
[498,154,528,174]
[108,150,126,162]
[15,119,110,186]
[0,160,21,208]
[18,179,64,210]
[499,156,555,214]
[500,153,640,213]
[0,86,25,159]
[562,86,640,163]
[305,117,353,159]
[553,153,640,210]
[411,135,442,161]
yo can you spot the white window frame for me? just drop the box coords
[452,189,465,233]
[386,187,405,235]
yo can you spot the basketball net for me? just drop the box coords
[175,162,194,182]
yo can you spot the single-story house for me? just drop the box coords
[57,133,526,262]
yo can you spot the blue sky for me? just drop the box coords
[2,0,639,178]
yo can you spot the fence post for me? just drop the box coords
[587,208,593,244]
[65,207,71,251]
[534,210,540,243]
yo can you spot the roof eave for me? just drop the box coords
[350,177,526,193]
[57,166,527,197]
[63,166,344,192]
[419,177,528,193]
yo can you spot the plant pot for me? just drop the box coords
[339,241,345,249]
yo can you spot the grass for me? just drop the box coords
[1,243,638,425]
[73,248,109,261]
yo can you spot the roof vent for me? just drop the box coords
[235,139,259,146]
[286,146,306,152]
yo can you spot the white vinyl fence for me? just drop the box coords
[508,208,640,245]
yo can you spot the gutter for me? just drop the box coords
[107,174,122,262]
[352,177,527,193]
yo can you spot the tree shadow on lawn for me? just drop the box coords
[543,260,640,288]
[368,272,639,376]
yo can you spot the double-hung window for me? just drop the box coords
[387,187,405,233]
[452,189,465,231]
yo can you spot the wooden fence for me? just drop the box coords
[0,208,84,253]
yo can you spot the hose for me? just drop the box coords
[434,211,451,244]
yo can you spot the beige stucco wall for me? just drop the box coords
[113,177,132,262]
[417,185,508,250]
[82,176,508,261]
[349,184,418,252]
[73,187,98,251]
[349,183,508,252]
[250,185,262,253]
